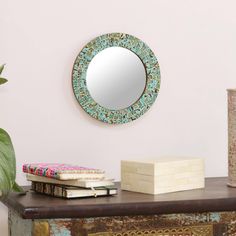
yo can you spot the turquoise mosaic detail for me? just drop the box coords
[72,33,161,124]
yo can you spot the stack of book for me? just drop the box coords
[23,163,117,199]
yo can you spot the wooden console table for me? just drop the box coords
[3,177,236,236]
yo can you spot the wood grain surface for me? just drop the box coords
[3,177,236,219]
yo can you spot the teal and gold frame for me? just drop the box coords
[72,33,161,124]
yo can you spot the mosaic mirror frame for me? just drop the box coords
[72,33,161,124]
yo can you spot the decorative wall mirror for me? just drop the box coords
[72,33,161,124]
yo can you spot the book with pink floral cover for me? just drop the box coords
[23,163,105,180]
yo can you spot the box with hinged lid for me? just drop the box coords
[121,157,205,195]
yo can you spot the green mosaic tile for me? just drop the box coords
[72,33,161,124]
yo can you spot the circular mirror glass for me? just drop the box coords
[86,47,146,110]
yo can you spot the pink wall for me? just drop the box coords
[1,0,236,234]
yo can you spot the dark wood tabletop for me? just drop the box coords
[3,177,236,219]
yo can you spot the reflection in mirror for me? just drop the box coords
[86,47,146,110]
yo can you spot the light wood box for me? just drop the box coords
[121,157,205,194]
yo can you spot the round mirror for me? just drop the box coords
[72,33,161,124]
[86,47,146,110]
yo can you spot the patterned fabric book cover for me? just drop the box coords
[23,163,105,180]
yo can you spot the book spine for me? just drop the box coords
[31,182,66,198]
[23,165,59,178]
